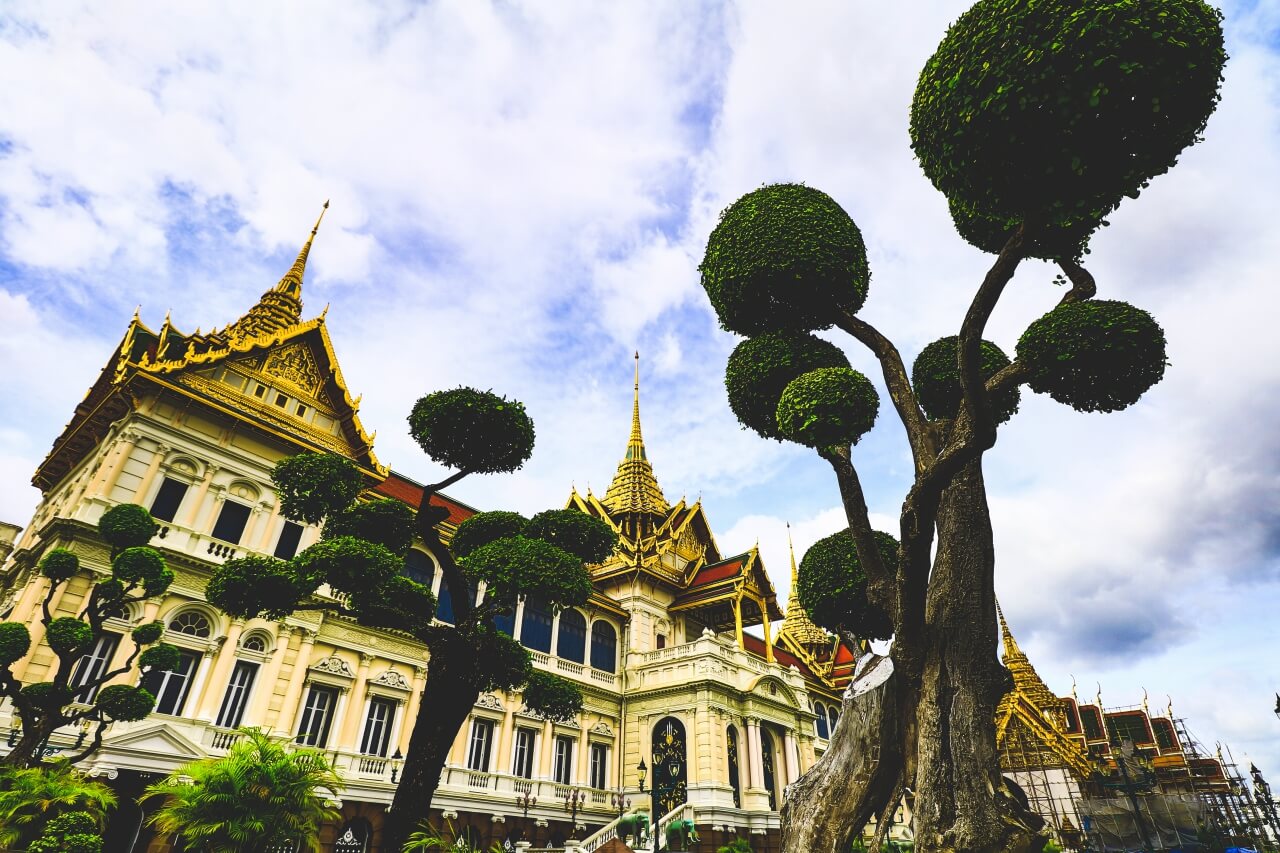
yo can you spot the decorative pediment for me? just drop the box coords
[476,693,503,711]
[370,669,412,691]
[105,724,204,759]
[311,656,355,677]
[590,722,614,736]
[264,342,322,395]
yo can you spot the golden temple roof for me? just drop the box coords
[601,353,668,517]
[221,200,327,342]
[997,600,1062,714]
[781,524,828,647]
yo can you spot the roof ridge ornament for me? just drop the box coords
[601,351,668,517]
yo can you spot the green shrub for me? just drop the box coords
[777,367,880,449]
[701,183,870,334]
[273,452,366,525]
[46,618,93,656]
[0,622,31,665]
[408,388,535,475]
[911,335,1020,423]
[524,509,617,563]
[798,530,897,640]
[95,685,156,722]
[98,504,156,550]
[725,331,851,441]
[323,497,416,554]
[451,511,528,559]
[39,548,79,582]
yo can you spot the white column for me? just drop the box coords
[745,718,764,790]
[783,730,800,787]
[338,653,375,749]
[269,629,316,732]
[195,620,246,721]
[398,666,428,755]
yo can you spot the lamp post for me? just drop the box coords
[516,792,537,844]
[611,790,632,820]
[390,749,403,784]
[563,787,586,840]
[638,759,656,853]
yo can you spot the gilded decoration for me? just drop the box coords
[265,343,322,394]
[651,716,688,816]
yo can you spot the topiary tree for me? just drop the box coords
[205,387,617,853]
[0,504,180,768]
[698,3,1225,851]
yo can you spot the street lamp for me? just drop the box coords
[390,749,403,784]
[637,760,658,853]
[563,787,586,839]
[516,792,538,843]
[611,790,632,820]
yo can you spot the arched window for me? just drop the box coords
[557,609,587,663]
[403,550,434,586]
[435,575,476,625]
[651,717,688,816]
[520,597,553,653]
[726,725,742,808]
[828,705,840,734]
[240,633,268,653]
[590,621,618,673]
[760,729,777,810]
[169,611,212,638]
[814,701,830,739]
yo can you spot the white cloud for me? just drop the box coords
[1,0,1278,776]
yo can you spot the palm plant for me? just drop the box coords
[0,761,115,849]
[141,728,340,853]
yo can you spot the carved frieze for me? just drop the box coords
[310,656,355,678]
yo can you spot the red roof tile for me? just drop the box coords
[374,471,476,527]
[687,556,745,589]
[741,633,820,681]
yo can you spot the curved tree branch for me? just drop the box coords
[834,310,935,470]
[958,225,1028,447]
[1057,259,1097,305]
[818,447,895,622]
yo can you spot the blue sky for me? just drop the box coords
[2,1,1279,775]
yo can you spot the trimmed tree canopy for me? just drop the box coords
[1017,298,1167,412]
[451,511,529,559]
[408,388,535,475]
[798,529,897,641]
[911,0,1226,254]
[323,498,416,554]
[912,335,1021,423]
[98,504,156,551]
[521,670,584,723]
[777,367,880,449]
[700,184,871,335]
[460,537,592,608]
[273,453,366,525]
[524,509,617,564]
[725,332,851,441]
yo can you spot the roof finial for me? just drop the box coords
[788,522,799,588]
[273,199,329,298]
[601,350,667,517]
[1142,687,1150,714]
[995,598,1022,662]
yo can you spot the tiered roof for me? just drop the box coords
[33,203,381,491]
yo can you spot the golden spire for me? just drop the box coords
[225,201,327,342]
[274,199,328,298]
[781,523,827,647]
[996,599,1061,713]
[602,352,668,518]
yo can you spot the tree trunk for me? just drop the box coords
[1,715,59,768]
[780,655,902,853]
[911,462,1042,853]
[382,652,481,853]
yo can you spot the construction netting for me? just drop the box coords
[1077,793,1206,851]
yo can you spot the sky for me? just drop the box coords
[1,1,1278,777]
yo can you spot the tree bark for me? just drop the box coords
[780,655,902,853]
[382,650,480,853]
[910,462,1042,853]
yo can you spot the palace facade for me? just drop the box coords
[0,214,859,853]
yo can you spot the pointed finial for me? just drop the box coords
[629,351,644,447]
[787,522,799,586]
[1168,695,1175,718]
[1070,675,1079,703]
[320,302,330,319]
[1095,682,1103,707]
[132,305,141,321]
[273,200,328,298]
[995,598,1022,663]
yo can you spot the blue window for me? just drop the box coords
[520,597,553,653]
[556,609,587,663]
[590,621,617,673]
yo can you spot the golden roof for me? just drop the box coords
[781,524,828,647]
[997,600,1064,714]
[601,353,668,517]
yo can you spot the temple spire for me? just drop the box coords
[274,199,328,298]
[224,201,327,342]
[602,352,667,517]
[996,598,1061,714]
[782,523,827,647]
